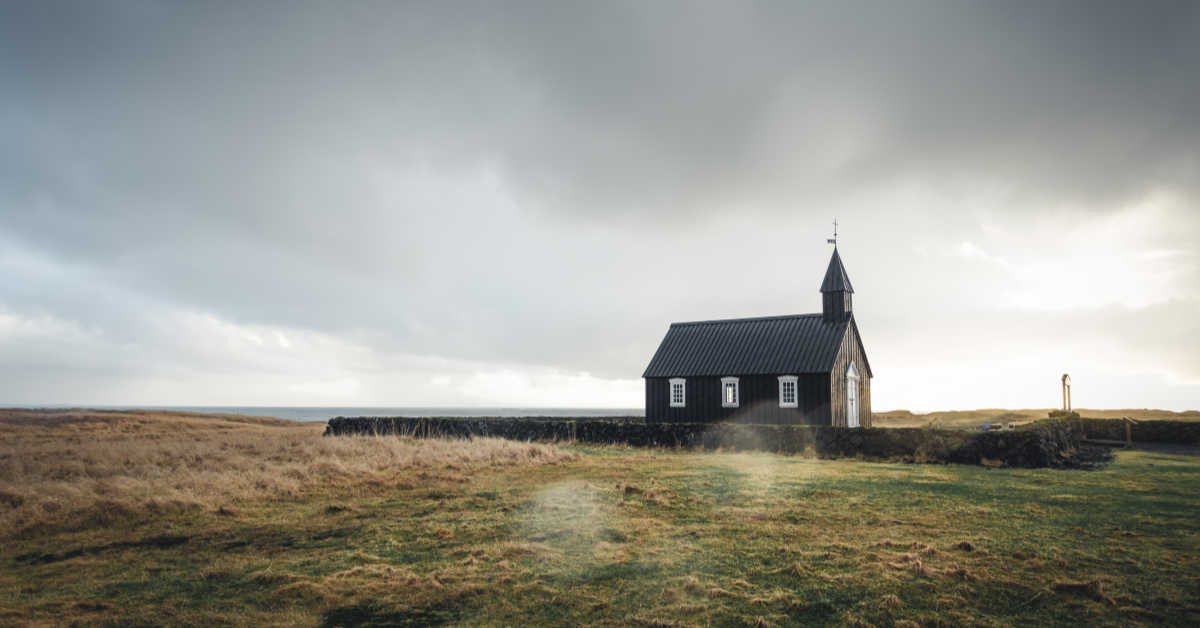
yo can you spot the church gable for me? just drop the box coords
[829,320,873,427]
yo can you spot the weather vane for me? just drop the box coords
[827,218,838,246]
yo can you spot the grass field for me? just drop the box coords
[2,409,1198,626]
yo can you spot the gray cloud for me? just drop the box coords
[1,1,1198,407]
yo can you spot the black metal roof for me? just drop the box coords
[820,248,854,293]
[642,313,850,378]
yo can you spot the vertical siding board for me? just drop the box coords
[705,375,722,421]
[645,378,660,421]
[829,325,848,427]
[854,323,871,427]
[825,321,873,428]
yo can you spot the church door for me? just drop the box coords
[846,362,860,428]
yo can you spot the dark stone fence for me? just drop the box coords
[324,416,1088,468]
[1053,418,1200,445]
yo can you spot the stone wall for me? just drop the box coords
[1056,418,1200,445]
[324,416,1086,468]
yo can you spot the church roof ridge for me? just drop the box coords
[669,313,823,327]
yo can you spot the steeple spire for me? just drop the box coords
[820,247,854,294]
[820,245,854,323]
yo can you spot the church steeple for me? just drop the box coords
[821,247,854,323]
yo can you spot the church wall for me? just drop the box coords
[645,374,831,424]
[829,322,872,427]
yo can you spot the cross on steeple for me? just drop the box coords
[827,219,838,246]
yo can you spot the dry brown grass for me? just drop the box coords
[0,408,574,536]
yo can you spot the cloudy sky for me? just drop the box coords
[2,1,1198,411]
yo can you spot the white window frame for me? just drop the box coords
[845,362,860,428]
[721,376,740,408]
[778,375,798,408]
[669,378,686,408]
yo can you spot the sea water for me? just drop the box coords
[14,406,644,423]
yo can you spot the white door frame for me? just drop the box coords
[845,362,860,428]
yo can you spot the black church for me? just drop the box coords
[642,247,872,426]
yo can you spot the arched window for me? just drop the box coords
[845,362,860,428]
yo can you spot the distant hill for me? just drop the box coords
[873,408,1200,429]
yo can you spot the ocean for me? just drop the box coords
[15,406,644,423]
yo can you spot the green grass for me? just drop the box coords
[3,444,1199,626]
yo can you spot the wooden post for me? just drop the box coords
[1125,418,1132,448]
